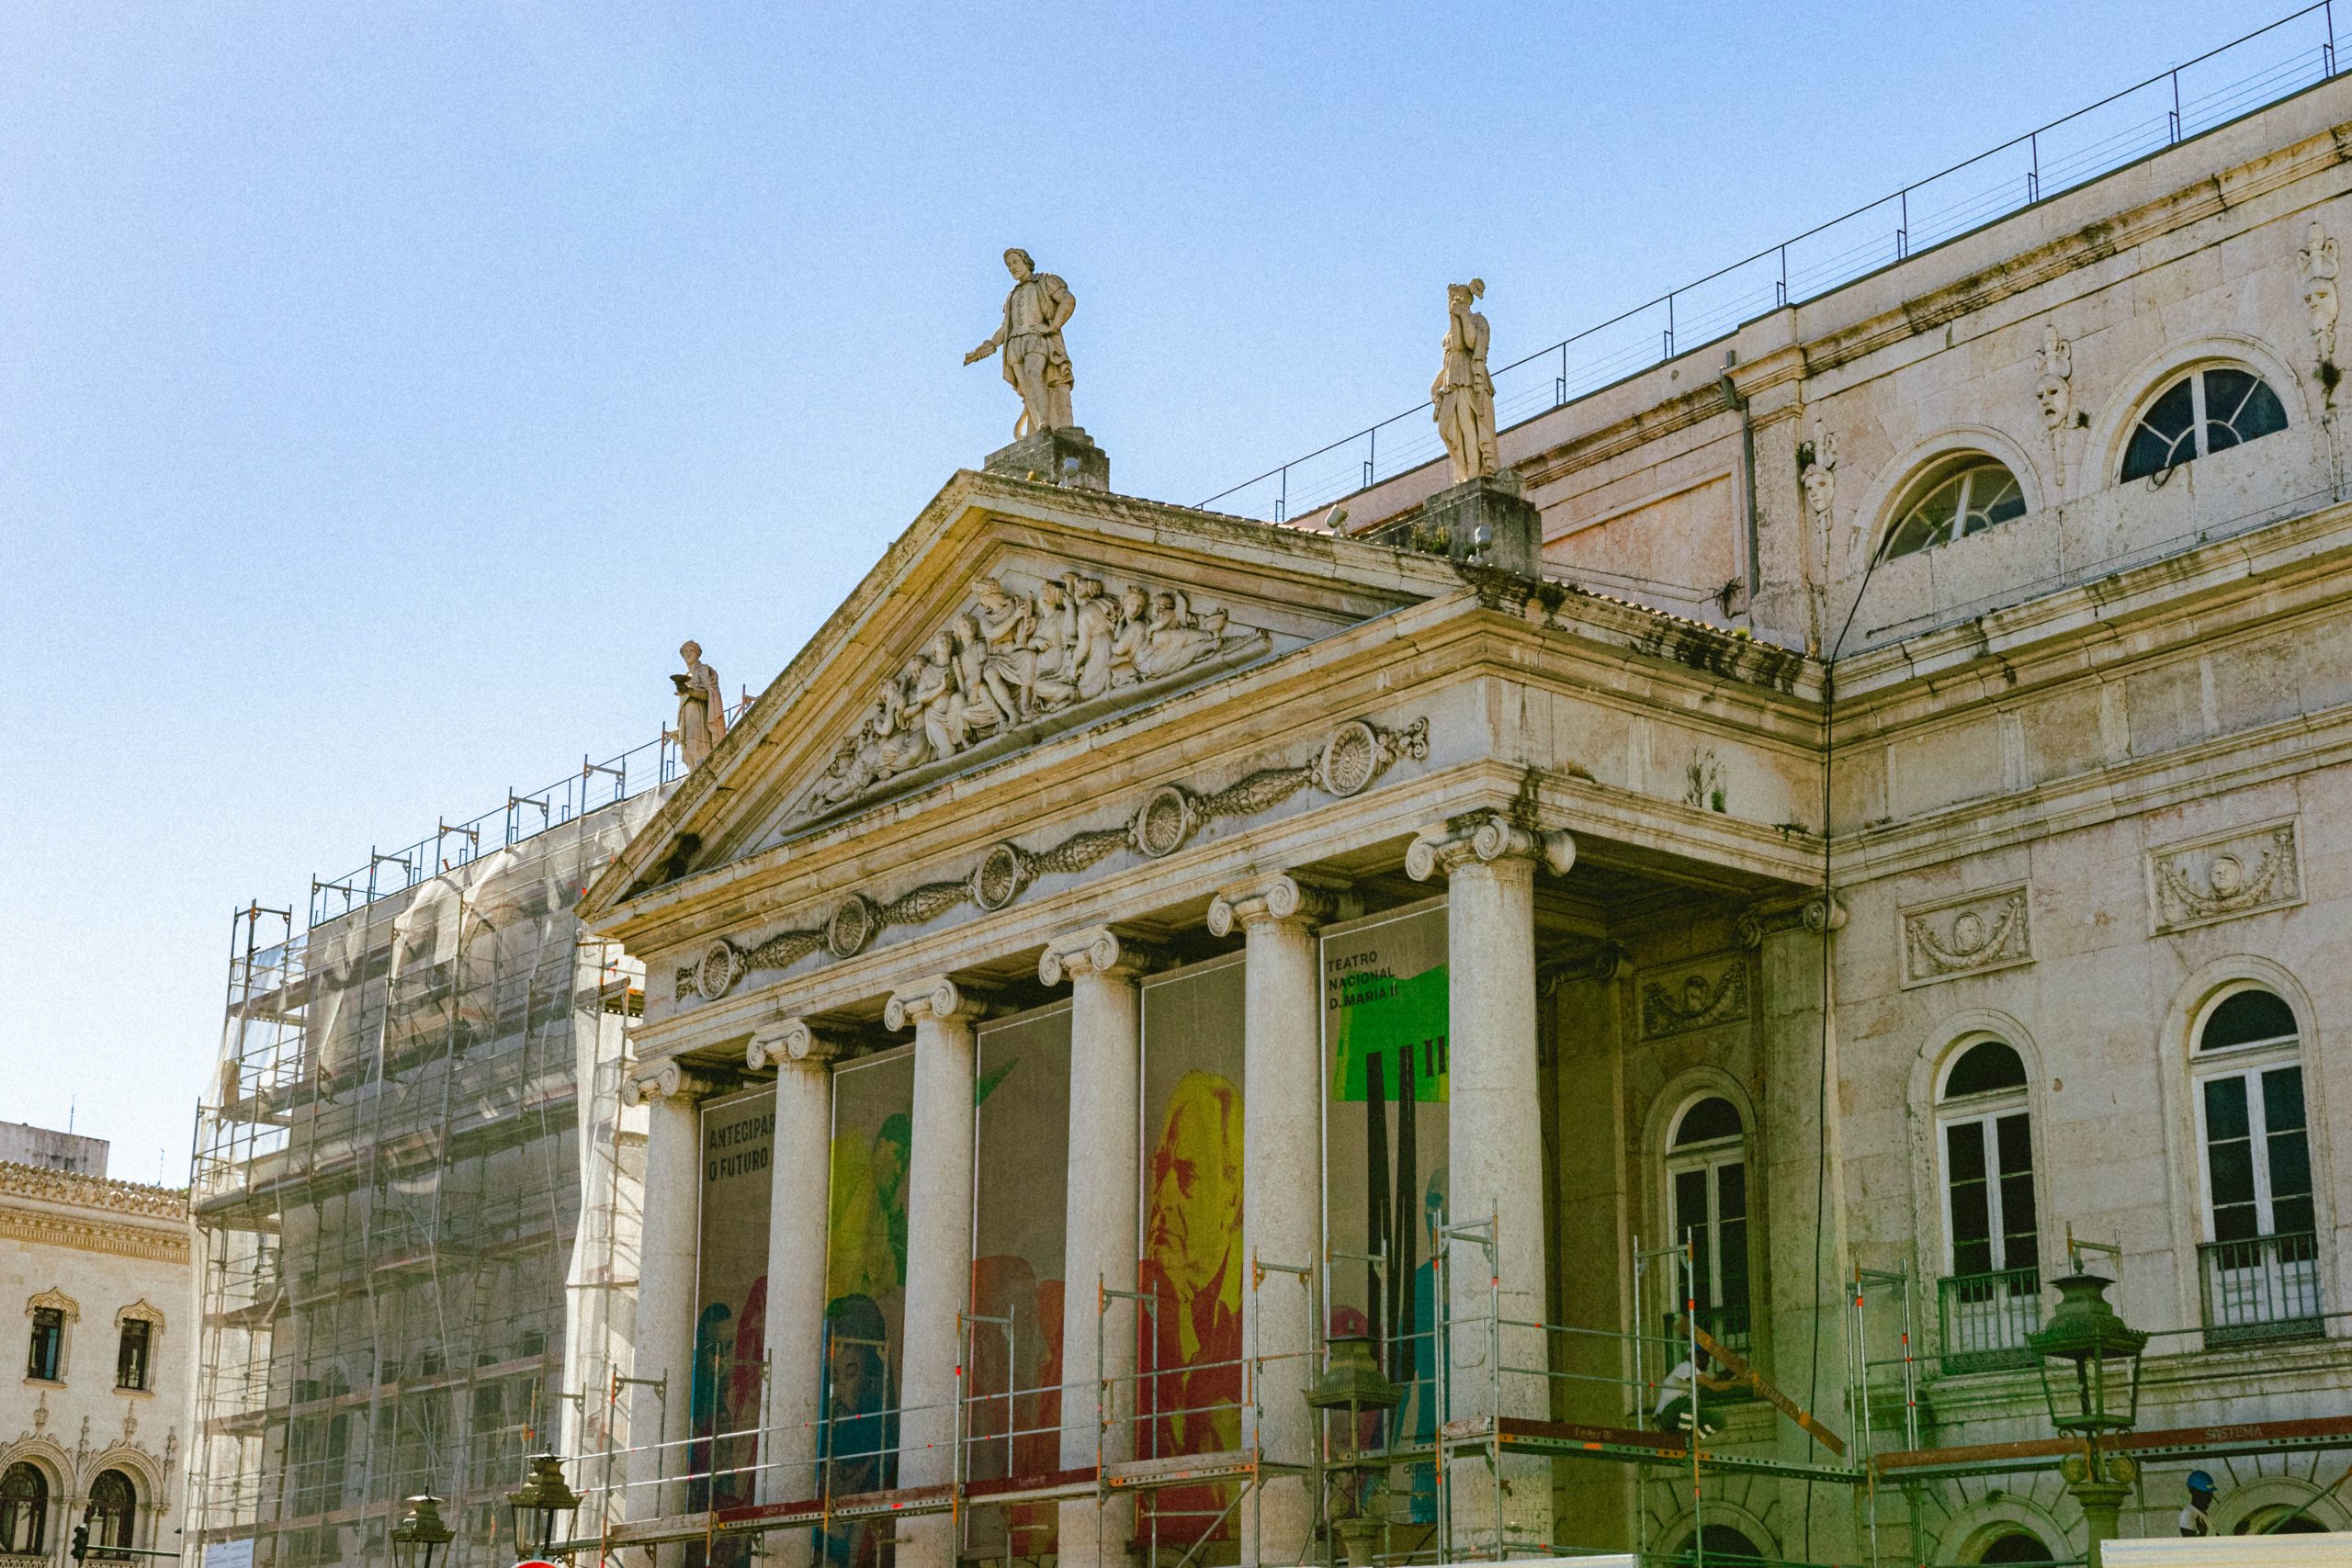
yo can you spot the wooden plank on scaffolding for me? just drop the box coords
[1875,1413,2352,1479]
[1692,1324,1848,1457]
[1490,1417,1863,1484]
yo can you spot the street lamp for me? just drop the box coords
[508,1454,583,1559]
[1306,1333,1402,1568]
[389,1495,455,1568]
[2026,1263,2149,1568]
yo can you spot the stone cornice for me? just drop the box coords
[0,1212,187,1265]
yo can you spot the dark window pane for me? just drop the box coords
[1981,1532,2056,1562]
[2122,378,2198,479]
[2273,1191,2316,1238]
[1949,1122,1993,1273]
[1995,1112,2034,1176]
[1947,1121,1989,1184]
[2213,1199,2260,1243]
[2208,1139,2257,1209]
[2268,1127,2313,1204]
[1946,1041,2029,1097]
[2205,1076,2251,1143]
[1717,1161,1747,1224]
[2235,377,2289,441]
[1719,1213,1750,1314]
[2263,1066,2308,1134]
[2203,990,2298,1051]
[1674,1097,1743,1146]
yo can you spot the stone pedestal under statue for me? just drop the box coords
[1369,471,1542,577]
[984,426,1110,492]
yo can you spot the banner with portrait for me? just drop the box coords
[820,1046,915,1568]
[1136,953,1247,1553]
[695,1086,775,1562]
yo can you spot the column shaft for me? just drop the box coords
[755,1021,840,1568]
[1047,934,1148,1568]
[632,1083,703,1524]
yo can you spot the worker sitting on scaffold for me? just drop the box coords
[1653,1318,1740,1441]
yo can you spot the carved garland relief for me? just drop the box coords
[796,569,1272,818]
[1900,885,2032,987]
[2149,820,2301,933]
[1637,955,1751,1040]
[679,716,1430,1004]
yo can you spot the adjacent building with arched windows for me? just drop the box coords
[0,1137,189,1568]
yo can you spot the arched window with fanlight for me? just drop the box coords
[2193,985,2322,1344]
[0,1462,47,1554]
[1936,1039,2041,1371]
[86,1469,135,1558]
[1879,455,2029,561]
[2120,366,2289,481]
[1666,1096,1751,1352]
[1975,1530,2056,1562]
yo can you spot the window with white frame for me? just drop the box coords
[1878,455,2028,561]
[1666,1096,1751,1350]
[2119,367,2289,482]
[2193,985,2322,1341]
[1935,1039,2041,1369]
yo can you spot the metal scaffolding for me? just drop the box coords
[185,736,680,1568]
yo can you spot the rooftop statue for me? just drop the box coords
[965,248,1077,438]
[1431,278,1498,483]
[673,640,726,771]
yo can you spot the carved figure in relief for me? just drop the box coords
[2301,220,2340,362]
[965,248,1077,437]
[799,572,1260,816]
[1431,279,1498,483]
[1800,419,1838,525]
[2036,323,2075,493]
[673,640,726,769]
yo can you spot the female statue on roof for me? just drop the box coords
[1431,278,1498,484]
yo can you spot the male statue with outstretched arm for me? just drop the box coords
[965,248,1076,437]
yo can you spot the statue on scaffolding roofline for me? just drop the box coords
[673,640,726,771]
[965,248,1077,438]
[1431,277,1498,484]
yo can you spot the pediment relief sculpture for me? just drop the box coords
[681,716,1429,1006]
[795,568,1271,819]
[2150,820,2301,932]
[1901,885,2031,987]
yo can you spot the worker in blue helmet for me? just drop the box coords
[2179,1471,2219,1536]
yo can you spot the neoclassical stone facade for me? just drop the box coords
[0,1157,190,1568]
[582,72,2352,1568]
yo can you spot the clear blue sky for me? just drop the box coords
[0,1,2292,1180]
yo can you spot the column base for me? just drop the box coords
[1366,472,1542,577]
[985,426,1111,491]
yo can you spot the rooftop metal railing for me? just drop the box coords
[1199,3,2348,525]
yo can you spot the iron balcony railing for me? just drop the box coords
[1199,2,2349,525]
[1938,1266,2041,1374]
[2200,1229,2324,1345]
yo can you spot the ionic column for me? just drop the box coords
[1039,927,1162,1566]
[748,1019,845,1556]
[1407,813,1571,1416]
[1206,873,1339,1568]
[621,1058,713,1533]
[886,976,991,1568]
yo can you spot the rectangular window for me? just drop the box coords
[116,1321,151,1392]
[1945,1122,1993,1276]
[26,1309,62,1382]
[2201,1064,2311,1240]
[1994,1112,2039,1271]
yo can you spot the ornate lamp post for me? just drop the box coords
[389,1495,455,1568]
[508,1453,583,1560]
[1306,1333,1403,1568]
[2026,1255,2149,1568]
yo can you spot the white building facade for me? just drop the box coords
[0,1155,191,1568]
[579,59,2352,1568]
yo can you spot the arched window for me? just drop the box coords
[87,1469,134,1556]
[1879,456,2028,561]
[1674,1524,1765,1563]
[1937,1041,2041,1370]
[2193,985,2321,1343]
[1667,1097,1751,1350]
[0,1462,46,1553]
[25,1310,62,1383]
[1977,1531,2056,1562]
[2120,367,2289,481]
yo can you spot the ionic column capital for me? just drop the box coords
[621,1057,716,1107]
[1038,926,1168,987]
[1206,872,1345,938]
[747,1017,848,1071]
[1732,894,1848,948]
[884,976,997,1032]
[1406,810,1575,882]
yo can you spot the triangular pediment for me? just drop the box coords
[584,470,1454,917]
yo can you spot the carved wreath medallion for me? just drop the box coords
[1638,956,1751,1040]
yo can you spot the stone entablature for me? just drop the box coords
[0,1165,187,1264]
